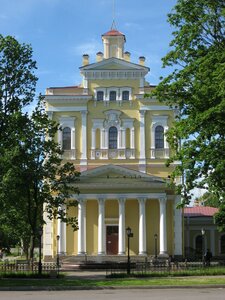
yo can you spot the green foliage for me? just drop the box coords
[0,35,79,256]
[154,1,225,210]
[195,192,221,208]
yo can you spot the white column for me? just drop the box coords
[78,199,86,255]
[118,129,122,148]
[43,204,53,257]
[121,128,126,149]
[130,127,135,149]
[58,129,62,148]
[139,110,146,173]
[81,111,87,163]
[91,128,96,159]
[91,128,96,150]
[98,198,106,255]
[138,198,147,255]
[159,197,168,256]
[57,205,67,255]
[71,127,76,159]
[174,195,182,257]
[118,198,126,255]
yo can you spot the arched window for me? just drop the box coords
[62,127,71,150]
[155,125,164,149]
[122,91,129,101]
[109,91,116,101]
[221,235,225,254]
[109,126,117,149]
[97,91,104,101]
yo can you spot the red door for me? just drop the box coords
[106,226,118,255]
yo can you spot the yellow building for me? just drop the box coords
[43,26,182,261]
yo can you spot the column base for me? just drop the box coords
[77,252,87,256]
[118,252,126,255]
[138,252,147,256]
[98,252,106,256]
[158,252,169,258]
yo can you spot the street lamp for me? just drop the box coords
[56,235,60,277]
[154,234,158,259]
[38,226,43,276]
[126,227,133,275]
[201,228,205,266]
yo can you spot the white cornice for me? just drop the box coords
[140,105,174,111]
[45,95,92,102]
[47,106,87,112]
[72,193,167,200]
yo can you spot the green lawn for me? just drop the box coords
[0,276,225,288]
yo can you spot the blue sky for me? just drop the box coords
[1,0,177,96]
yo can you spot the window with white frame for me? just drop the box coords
[122,90,129,100]
[109,126,118,149]
[97,91,104,101]
[109,91,117,101]
[62,127,71,150]
[155,125,164,149]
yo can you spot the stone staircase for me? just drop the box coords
[58,255,155,271]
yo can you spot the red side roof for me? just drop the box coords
[184,206,218,217]
[102,29,125,37]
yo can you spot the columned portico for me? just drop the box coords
[118,198,126,255]
[78,199,86,255]
[98,198,106,255]
[138,198,147,255]
[159,197,168,256]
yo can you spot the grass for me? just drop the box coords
[0,277,225,288]
[0,267,225,288]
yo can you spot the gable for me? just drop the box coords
[80,164,165,183]
[80,57,149,72]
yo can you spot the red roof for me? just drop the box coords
[184,206,218,217]
[102,29,125,37]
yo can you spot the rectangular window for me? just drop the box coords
[122,91,129,100]
[97,91,104,101]
[109,91,116,101]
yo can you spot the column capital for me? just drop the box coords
[118,197,126,204]
[159,196,167,203]
[138,197,147,204]
[98,198,105,205]
[81,110,88,116]
[139,110,146,117]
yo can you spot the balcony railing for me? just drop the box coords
[61,149,76,160]
[150,148,170,159]
[91,149,135,160]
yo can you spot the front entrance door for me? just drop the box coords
[106,225,118,255]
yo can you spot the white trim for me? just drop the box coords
[72,193,167,200]
[47,106,88,112]
[140,105,173,111]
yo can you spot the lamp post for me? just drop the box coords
[126,227,133,275]
[56,235,60,277]
[38,227,43,276]
[154,233,158,259]
[201,228,205,267]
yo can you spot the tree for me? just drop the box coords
[0,36,80,258]
[1,98,80,259]
[194,192,221,208]
[154,0,225,206]
[0,34,38,253]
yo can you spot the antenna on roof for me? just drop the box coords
[111,0,117,30]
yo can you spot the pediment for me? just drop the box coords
[80,164,165,183]
[80,57,149,72]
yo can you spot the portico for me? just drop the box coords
[55,164,179,257]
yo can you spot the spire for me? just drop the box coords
[111,0,117,30]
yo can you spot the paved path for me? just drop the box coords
[0,288,225,300]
